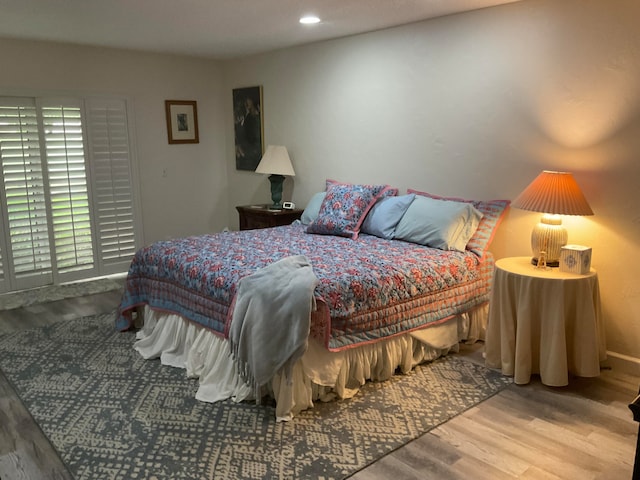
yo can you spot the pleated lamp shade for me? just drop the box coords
[512,170,593,216]
[512,171,593,267]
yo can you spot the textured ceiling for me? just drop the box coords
[0,0,521,60]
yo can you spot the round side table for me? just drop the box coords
[484,256,606,386]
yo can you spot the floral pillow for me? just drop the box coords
[326,179,398,197]
[407,189,510,256]
[307,182,392,239]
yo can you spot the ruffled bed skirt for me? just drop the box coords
[133,304,488,421]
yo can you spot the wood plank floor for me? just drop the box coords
[0,286,637,479]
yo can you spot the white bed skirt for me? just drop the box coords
[133,304,488,421]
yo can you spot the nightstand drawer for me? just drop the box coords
[244,216,273,230]
[236,205,303,231]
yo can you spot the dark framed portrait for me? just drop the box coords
[165,100,199,144]
[233,86,264,170]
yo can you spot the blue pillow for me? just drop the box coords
[394,195,483,251]
[300,192,326,225]
[408,189,510,256]
[361,194,416,239]
[450,206,484,251]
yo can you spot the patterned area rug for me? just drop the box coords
[0,313,512,480]
[0,278,123,310]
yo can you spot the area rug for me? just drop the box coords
[0,278,123,311]
[0,312,512,480]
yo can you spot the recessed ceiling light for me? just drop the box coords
[299,15,321,25]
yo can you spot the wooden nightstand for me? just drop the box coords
[485,256,606,386]
[236,204,304,230]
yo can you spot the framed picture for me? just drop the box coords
[233,86,264,170]
[165,100,199,144]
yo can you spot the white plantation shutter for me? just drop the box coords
[0,95,140,293]
[0,98,53,290]
[86,98,137,272]
[41,99,96,277]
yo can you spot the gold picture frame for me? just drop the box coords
[165,100,199,144]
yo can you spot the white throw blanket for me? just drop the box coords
[229,255,319,402]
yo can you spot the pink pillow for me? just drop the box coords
[326,179,398,197]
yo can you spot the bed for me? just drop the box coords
[117,183,509,420]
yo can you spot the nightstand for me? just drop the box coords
[484,256,606,386]
[236,204,303,230]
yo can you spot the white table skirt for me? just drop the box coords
[485,257,606,386]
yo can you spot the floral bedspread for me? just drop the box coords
[116,222,493,351]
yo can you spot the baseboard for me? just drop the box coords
[602,351,640,377]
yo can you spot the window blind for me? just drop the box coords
[0,95,140,293]
[0,98,53,289]
[86,98,138,273]
[42,99,95,275]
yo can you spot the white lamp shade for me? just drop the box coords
[255,145,295,176]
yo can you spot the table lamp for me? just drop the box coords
[255,145,296,210]
[512,170,593,267]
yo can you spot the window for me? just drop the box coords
[0,96,140,293]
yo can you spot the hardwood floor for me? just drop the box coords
[0,287,637,479]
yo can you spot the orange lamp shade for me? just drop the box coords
[512,170,593,216]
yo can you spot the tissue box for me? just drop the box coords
[560,245,592,274]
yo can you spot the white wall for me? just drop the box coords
[0,38,228,244]
[2,0,638,371]
[222,0,640,369]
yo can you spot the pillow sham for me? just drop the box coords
[306,182,392,239]
[300,191,326,225]
[407,189,510,256]
[326,178,399,197]
[394,195,483,251]
[361,194,416,240]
